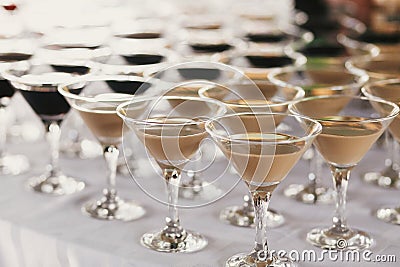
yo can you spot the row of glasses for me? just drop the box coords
[269,65,369,204]
[362,78,400,224]
[347,53,400,188]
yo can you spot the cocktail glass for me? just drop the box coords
[290,95,399,249]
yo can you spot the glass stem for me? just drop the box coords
[308,146,322,193]
[162,168,186,242]
[251,190,272,261]
[391,135,399,170]
[385,130,394,167]
[103,145,119,195]
[0,107,7,157]
[45,121,61,176]
[330,165,351,233]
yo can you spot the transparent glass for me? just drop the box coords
[0,49,33,175]
[348,54,400,188]
[117,96,226,253]
[290,95,399,249]
[362,79,400,224]
[199,78,304,227]
[206,112,321,267]
[3,61,91,195]
[59,76,148,221]
[269,66,368,204]
[144,63,242,201]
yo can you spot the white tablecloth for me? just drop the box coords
[1,131,399,267]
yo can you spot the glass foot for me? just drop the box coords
[179,180,222,200]
[141,229,207,253]
[226,253,295,267]
[220,205,284,228]
[284,183,335,204]
[307,227,373,250]
[363,166,400,189]
[0,154,30,175]
[28,174,85,195]
[60,139,102,159]
[82,189,145,221]
[376,206,400,225]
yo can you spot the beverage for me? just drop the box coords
[50,65,90,75]
[245,55,293,68]
[364,82,400,142]
[106,80,151,94]
[121,54,164,65]
[189,43,232,53]
[301,43,347,57]
[2,3,17,11]
[177,68,221,80]
[246,33,287,43]
[20,90,71,120]
[0,52,33,99]
[18,72,78,121]
[0,79,15,99]
[115,33,162,39]
[136,117,207,169]
[219,133,306,190]
[0,52,32,62]
[315,116,383,166]
[76,104,122,145]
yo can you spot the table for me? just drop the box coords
[0,130,399,267]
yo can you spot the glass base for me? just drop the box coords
[0,154,30,175]
[82,191,145,222]
[141,229,207,253]
[60,139,102,159]
[307,227,373,250]
[363,166,400,189]
[284,183,335,204]
[226,253,295,267]
[179,180,222,200]
[220,206,285,228]
[376,206,400,225]
[28,174,85,195]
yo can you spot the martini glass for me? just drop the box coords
[117,96,226,253]
[4,61,93,195]
[362,78,400,224]
[0,39,34,175]
[206,112,321,267]
[199,80,304,228]
[289,95,399,249]
[59,75,149,221]
[347,54,400,188]
[269,66,368,204]
[143,62,241,201]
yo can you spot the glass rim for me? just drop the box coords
[116,95,227,126]
[2,60,96,87]
[229,49,307,73]
[58,74,151,102]
[346,54,400,79]
[289,95,400,123]
[198,81,305,108]
[142,60,243,80]
[205,111,322,145]
[362,78,400,99]
[268,65,369,92]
